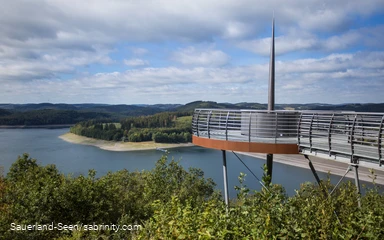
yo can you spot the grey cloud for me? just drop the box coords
[238,25,384,55]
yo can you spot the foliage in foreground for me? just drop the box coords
[0,154,214,239]
[1,154,384,239]
[139,173,384,240]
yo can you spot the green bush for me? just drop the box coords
[0,154,214,239]
[1,154,384,239]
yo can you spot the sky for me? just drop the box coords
[0,0,384,105]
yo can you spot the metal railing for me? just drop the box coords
[192,109,300,144]
[192,109,384,166]
[298,111,384,166]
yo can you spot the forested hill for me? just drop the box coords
[174,101,384,112]
[0,109,111,126]
[1,101,384,126]
[0,104,175,126]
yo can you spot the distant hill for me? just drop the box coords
[0,109,111,126]
[82,105,162,116]
[234,102,268,109]
[150,104,182,110]
[311,103,384,112]
[0,103,180,113]
[2,102,384,113]
[1,101,384,126]
[174,101,384,112]
[0,103,80,111]
[175,101,241,112]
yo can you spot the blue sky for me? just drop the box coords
[0,0,383,104]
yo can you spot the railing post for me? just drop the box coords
[297,113,303,146]
[361,116,365,144]
[225,111,230,141]
[378,116,384,166]
[219,112,222,129]
[207,111,212,139]
[275,112,278,143]
[350,115,357,161]
[248,112,252,142]
[309,113,315,153]
[196,110,201,137]
[328,114,335,156]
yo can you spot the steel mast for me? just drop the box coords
[266,16,275,182]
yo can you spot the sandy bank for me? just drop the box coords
[59,132,195,152]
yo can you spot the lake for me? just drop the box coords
[0,128,372,197]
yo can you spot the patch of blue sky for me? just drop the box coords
[351,12,384,28]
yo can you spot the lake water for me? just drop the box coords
[0,128,372,197]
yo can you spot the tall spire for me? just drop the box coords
[268,16,275,111]
[266,15,275,184]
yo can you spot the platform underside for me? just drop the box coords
[192,135,299,154]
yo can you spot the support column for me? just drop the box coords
[222,150,229,206]
[305,155,322,185]
[304,155,328,197]
[352,165,361,207]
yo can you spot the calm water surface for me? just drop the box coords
[0,128,371,197]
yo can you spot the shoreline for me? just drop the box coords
[59,132,195,152]
[236,152,384,185]
[0,124,73,129]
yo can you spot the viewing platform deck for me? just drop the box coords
[192,109,384,169]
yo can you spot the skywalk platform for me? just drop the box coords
[192,109,384,169]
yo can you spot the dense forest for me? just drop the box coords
[1,154,383,239]
[1,101,384,126]
[0,109,111,126]
[69,112,193,143]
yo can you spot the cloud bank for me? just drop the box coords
[0,0,383,104]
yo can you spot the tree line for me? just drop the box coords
[69,112,192,143]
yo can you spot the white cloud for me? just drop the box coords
[124,58,149,67]
[2,51,383,104]
[131,48,148,56]
[238,32,318,55]
[171,46,230,67]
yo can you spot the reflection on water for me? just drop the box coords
[0,128,378,197]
